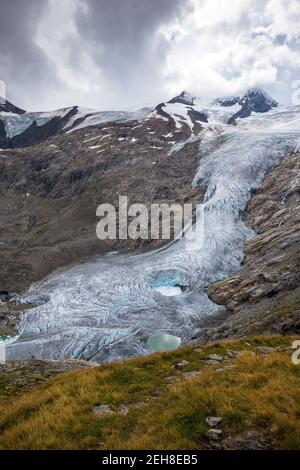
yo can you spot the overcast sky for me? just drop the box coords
[0,0,300,111]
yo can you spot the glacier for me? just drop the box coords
[7,104,300,362]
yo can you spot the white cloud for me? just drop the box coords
[161,0,300,103]
[2,0,300,110]
[265,0,300,40]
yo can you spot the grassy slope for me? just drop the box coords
[0,336,300,450]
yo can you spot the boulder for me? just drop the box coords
[206,416,222,427]
[93,405,113,417]
[206,429,223,441]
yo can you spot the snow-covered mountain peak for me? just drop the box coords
[156,87,279,133]
[240,87,278,109]
[168,90,195,106]
[213,88,278,125]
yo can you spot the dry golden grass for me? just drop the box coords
[0,336,299,450]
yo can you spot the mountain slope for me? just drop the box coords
[0,108,203,294]
[0,97,25,115]
[0,336,299,450]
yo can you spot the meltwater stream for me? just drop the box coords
[7,106,300,362]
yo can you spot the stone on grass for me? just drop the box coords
[174,360,190,369]
[206,429,223,441]
[183,370,202,379]
[226,349,241,358]
[206,354,224,362]
[216,365,238,372]
[165,376,180,383]
[118,404,129,415]
[118,402,146,414]
[131,402,146,409]
[93,405,113,417]
[255,347,275,355]
[206,416,222,427]
[203,359,219,366]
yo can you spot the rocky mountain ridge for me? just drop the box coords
[0,87,278,149]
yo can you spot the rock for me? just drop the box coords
[255,347,275,355]
[151,390,162,398]
[93,405,113,417]
[193,348,203,353]
[275,314,300,335]
[227,88,278,124]
[118,402,146,414]
[187,108,208,124]
[182,370,202,379]
[0,324,15,335]
[165,375,180,383]
[206,429,223,441]
[63,359,98,368]
[205,354,224,362]
[0,291,10,302]
[216,365,238,372]
[227,301,237,311]
[118,404,129,415]
[0,359,93,399]
[222,430,272,450]
[203,360,220,365]
[131,402,146,409]
[226,349,241,358]
[0,98,25,115]
[174,360,190,369]
[206,416,222,427]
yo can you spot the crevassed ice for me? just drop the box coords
[7,105,300,362]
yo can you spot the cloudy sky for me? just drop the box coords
[0,0,300,111]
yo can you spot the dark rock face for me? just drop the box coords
[187,108,208,123]
[216,96,240,107]
[168,91,195,106]
[155,103,174,122]
[0,107,80,150]
[0,120,7,140]
[273,311,300,335]
[8,107,78,149]
[227,88,278,124]
[0,97,25,115]
[240,88,278,112]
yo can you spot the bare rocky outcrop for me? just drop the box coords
[0,97,25,116]
[0,359,96,397]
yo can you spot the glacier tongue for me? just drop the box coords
[7,105,300,362]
